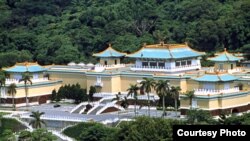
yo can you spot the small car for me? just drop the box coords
[53,104,61,108]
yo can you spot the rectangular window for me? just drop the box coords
[158,62,165,67]
[187,60,192,65]
[219,64,223,70]
[224,83,230,89]
[203,82,215,90]
[181,60,186,66]
[14,73,22,80]
[33,74,39,79]
[176,61,180,67]
[150,62,157,67]
[142,62,148,67]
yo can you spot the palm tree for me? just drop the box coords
[170,86,181,116]
[120,96,129,109]
[155,80,170,117]
[186,90,195,109]
[111,93,123,117]
[140,78,155,117]
[127,84,139,117]
[88,86,96,105]
[7,83,17,111]
[29,111,45,128]
[19,72,32,107]
[0,72,6,105]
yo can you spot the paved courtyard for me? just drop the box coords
[16,103,180,123]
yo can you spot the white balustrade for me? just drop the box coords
[228,67,242,73]
[130,64,200,72]
[194,87,240,95]
[95,64,126,69]
[5,77,49,84]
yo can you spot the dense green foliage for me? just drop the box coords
[0,118,26,139]
[18,129,57,141]
[113,116,184,141]
[64,116,185,141]
[63,112,250,140]
[0,0,249,67]
[63,122,116,141]
[53,83,88,103]
[0,129,16,141]
[218,112,250,125]
[186,109,216,124]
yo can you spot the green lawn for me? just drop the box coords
[0,112,8,116]
[0,118,27,136]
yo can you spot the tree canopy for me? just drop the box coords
[0,0,249,67]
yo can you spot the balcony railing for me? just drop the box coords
[194,87,240,95]
[228,67,243,73]
[95,64,125,68]
[206,67,243,74]
[130,64,200,72]
[5,77,49,85]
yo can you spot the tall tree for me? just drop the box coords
[7,83,17,111]
[155,80,170,117]
[170,86,181,117]
[0,71,6,106]
[127,84,139,117]
[29,111,45,129]
[120,96,129,109]
[51,89,57,102]
[140,78,155,117]
[19,72,32,107]
[185,90,195,109]
[187,109,215,125]
[88,86,96,104]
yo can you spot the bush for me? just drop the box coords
[0,118,26,135]
[54,83,88,104]
[63,122,116,141]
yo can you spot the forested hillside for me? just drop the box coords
[0,0,249,67]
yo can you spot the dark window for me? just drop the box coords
[104,61,107,65]
[158,62,165,67]
[176,61,180,67]
[219,64,223,70]
[115,60,117,65]
[181,61,186,66]
[187,60,192,65]
[142,62,148,67]
[231,64,233,70]
[150,62,157,67]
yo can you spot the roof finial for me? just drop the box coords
[185,42,188,46]
[108,43,112,47]
[143,43,147,47]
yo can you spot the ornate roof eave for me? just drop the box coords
[192,73,238,82]
[126,42,205,59]
[3,62,47,73]
[208,48,241,62]
[93,44,126,58]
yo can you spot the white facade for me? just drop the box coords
[132,58,201,73]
